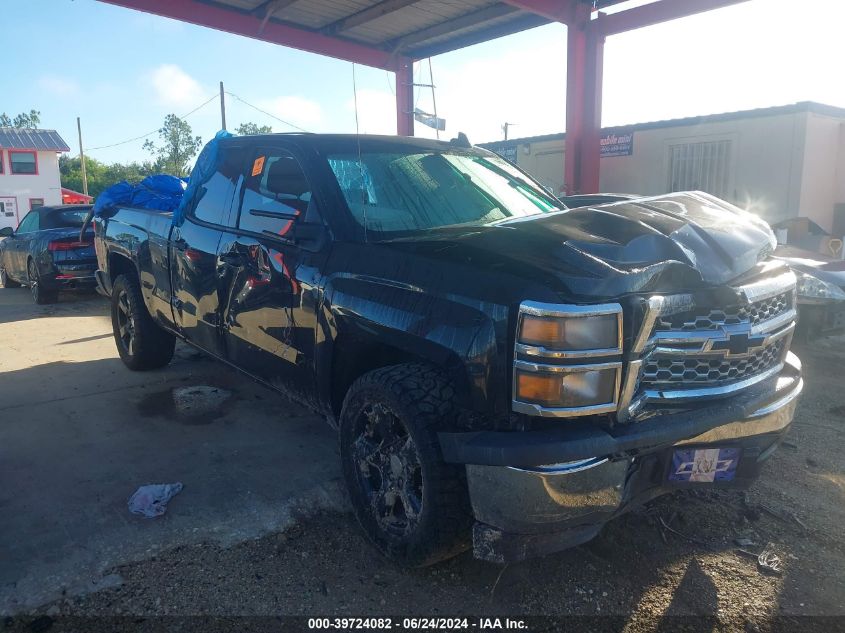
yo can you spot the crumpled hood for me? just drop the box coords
[384,191,777,300]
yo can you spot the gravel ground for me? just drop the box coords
[7,338,845,632]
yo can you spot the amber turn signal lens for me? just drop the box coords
[519,316,565,347]
[518,313,619,351]
[515,367,618,408]
[516,372,561,406]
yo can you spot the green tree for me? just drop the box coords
[236,122,273,135]
[0,109,41,128]
[59,155,158,198]
[143,114,202,177]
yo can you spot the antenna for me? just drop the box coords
[352,62,368,243]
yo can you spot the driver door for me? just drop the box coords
[218,145,327,400]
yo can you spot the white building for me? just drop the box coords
[481,102,845,241]
[0,128,71,230]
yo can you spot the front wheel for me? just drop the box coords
[339,364,472,567]
[28,260,57,304]
[111,273,176,370]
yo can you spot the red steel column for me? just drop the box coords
[564,4,604,194]
[395,58,415,136]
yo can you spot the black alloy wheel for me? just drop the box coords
[351,402,424,538]
[339,364,472,567]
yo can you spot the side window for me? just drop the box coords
[190,146,247,227]
[238,150,313,238]
[17,212,39,233]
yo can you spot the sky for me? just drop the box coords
[4,0,845,165]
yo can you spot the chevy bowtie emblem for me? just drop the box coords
[709,332,767,357]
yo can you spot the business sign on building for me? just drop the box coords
[600,131,634,157]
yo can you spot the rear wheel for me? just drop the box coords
[28,259,57,304]
[111,273,176,370]
[0,266,21,288]
[339,364,472,567]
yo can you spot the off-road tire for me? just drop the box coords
[0,266,21,288]
[339,363,472,567]
[111,273,176,370]
[28,259,57,304]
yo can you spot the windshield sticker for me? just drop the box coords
[251,156,266,177]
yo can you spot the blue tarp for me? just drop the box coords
[91,130,232,226]
[92,175,187,216]
[173,130,232,226]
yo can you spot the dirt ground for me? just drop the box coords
[2,292,844,631]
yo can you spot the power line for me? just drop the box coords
[224,91,310,133]
[86,94,219,151]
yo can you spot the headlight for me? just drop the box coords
[517,302,622,355]
[513,302,623,416]
[796,273,845,301]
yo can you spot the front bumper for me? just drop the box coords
[440,353,803,563]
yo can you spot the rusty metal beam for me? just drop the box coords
[97,0,401,70]
[396,58,415,136]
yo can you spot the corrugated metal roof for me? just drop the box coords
[0,128,71,152]
[202,0,554,58]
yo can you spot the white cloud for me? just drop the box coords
[38,75,81,98]
[148,64,206,108]
[344,89,396,135]
[255,96,324,132]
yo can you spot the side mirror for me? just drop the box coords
[0,226,14,238]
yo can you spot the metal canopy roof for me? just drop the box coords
[97,0,747,192]
[0,128,70,152]
[99,0,623,68]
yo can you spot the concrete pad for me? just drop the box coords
[0,288,343,612]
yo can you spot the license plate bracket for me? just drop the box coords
[668,447,742,483]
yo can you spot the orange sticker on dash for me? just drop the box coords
[251,156,265,177]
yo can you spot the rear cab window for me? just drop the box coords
[189,145,247,228]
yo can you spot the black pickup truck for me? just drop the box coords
[94,134,803,565]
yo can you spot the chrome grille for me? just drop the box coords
[642,338,786,387]
[654,291,793,332]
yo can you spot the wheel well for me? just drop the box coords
[108,253,137,284]
[330,338,423,417]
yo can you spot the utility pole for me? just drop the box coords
[76,117,88,197]
[219,81,227,131]
[502,122,517,141]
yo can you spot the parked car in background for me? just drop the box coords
[772,245,845,340]
[561,193,845,341]
[0,205,97,304]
